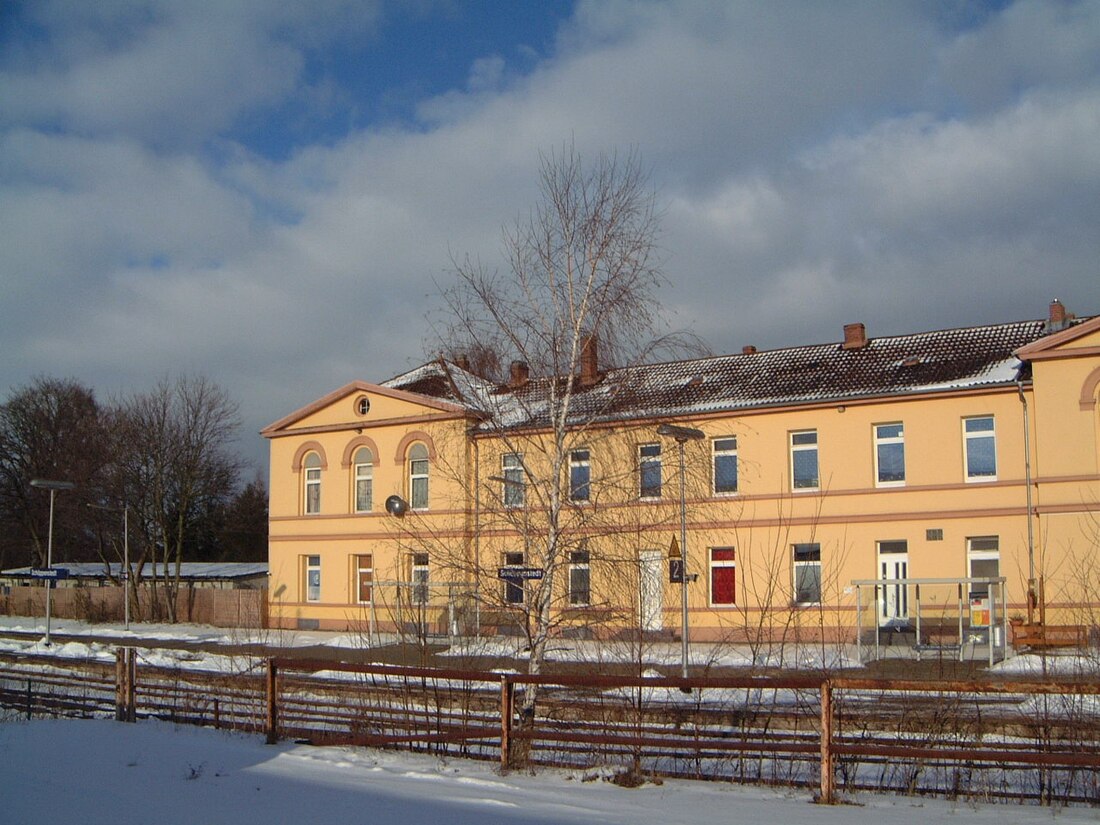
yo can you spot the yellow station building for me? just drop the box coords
[263,301,1100,649]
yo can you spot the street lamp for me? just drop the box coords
[88,502,130,630]
[30,478,76,646]
[656,423,705,680]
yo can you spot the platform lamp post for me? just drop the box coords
[656,424,705,680]
[88,502,130,630]
[30,478,76,646]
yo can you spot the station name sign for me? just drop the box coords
[497,567,544,581]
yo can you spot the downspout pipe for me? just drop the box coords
[1016,380,1037,624]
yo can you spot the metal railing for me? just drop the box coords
[4,651,1100,806]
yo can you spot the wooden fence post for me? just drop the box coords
[819,680,835,804]
[500,676,514,772]
[115,649,126,721]
[265,659,279,744]
[126,648,136,722]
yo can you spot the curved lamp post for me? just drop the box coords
[30,478,76,646]
[656,424,705,680]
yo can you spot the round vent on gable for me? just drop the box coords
[354,395,371,416]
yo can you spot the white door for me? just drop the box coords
[639,549,664,632]
[877,541,909,625]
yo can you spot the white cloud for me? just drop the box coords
[0,0,384,147]
[2,0,1099,470]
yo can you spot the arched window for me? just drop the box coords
[408,443,429,510]
[303,452,322,514]
[353,447,373,513]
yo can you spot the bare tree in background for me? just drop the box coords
[114,376,241,621]
[0,377,109,571]
[435,145,701,709]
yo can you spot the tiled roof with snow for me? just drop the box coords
[382,318,1077,431]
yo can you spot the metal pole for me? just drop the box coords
[855,585,862,663]
[44,488,55,647]
[123,505,130,631]
[656,424,704,680]
[988,587,996,667]
[678,439,689,680]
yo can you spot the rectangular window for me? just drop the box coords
[355,553,373,604]
[639,443,662,498]
[410,552,429,605]
[790,430,819,491]
[967,536,1000,599]
[304,468,321,514]
[709,547,736,606]
[502,453,525,508]
[502,551,525,605]
[304,555,321,602]
[964,416,997,481]
[792,543,822,604]
[410,460,429,509]
[712,437,738,495]
[569,449,591,503]
[874,423,905,486]
[569,549,590,606]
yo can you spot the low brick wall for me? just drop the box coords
[0,584,267,628]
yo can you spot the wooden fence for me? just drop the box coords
[3,651,1100,806]
[0,585,267,628]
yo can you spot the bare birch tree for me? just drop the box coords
[435,145,698,705]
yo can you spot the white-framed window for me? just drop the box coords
[355,553,373,604]
[964,416,997,481]
[502,452,525,508]
[353,447,373,513]
[873,423,905,487]
[712,437,738,495]
[709,547,736,606]
[304,555,321,602]
[792,543,821,604]
[639,443,662,499]
[303,453,322,514]
[790,430,819,491]
[502,551,525,605]
[410,552,429,605]
[569,449,591,503]
[408,443,430,509]
[569,548,591,606]
[967,536,1000,599]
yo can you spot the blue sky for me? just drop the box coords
[2,0,1099,472]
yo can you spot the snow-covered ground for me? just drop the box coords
[2,717,1096,825]
[0,615,866,670]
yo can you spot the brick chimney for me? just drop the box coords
[742,345,757,355]
[454,354,470,372]
[509,360,529,388]
[579,335,599,386]
[1046,298,1069,332]
[842,322,868,350]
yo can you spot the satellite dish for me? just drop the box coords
[385,495,408,517]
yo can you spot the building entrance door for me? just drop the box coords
[639,549,664,632]
[877,541,909,626]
